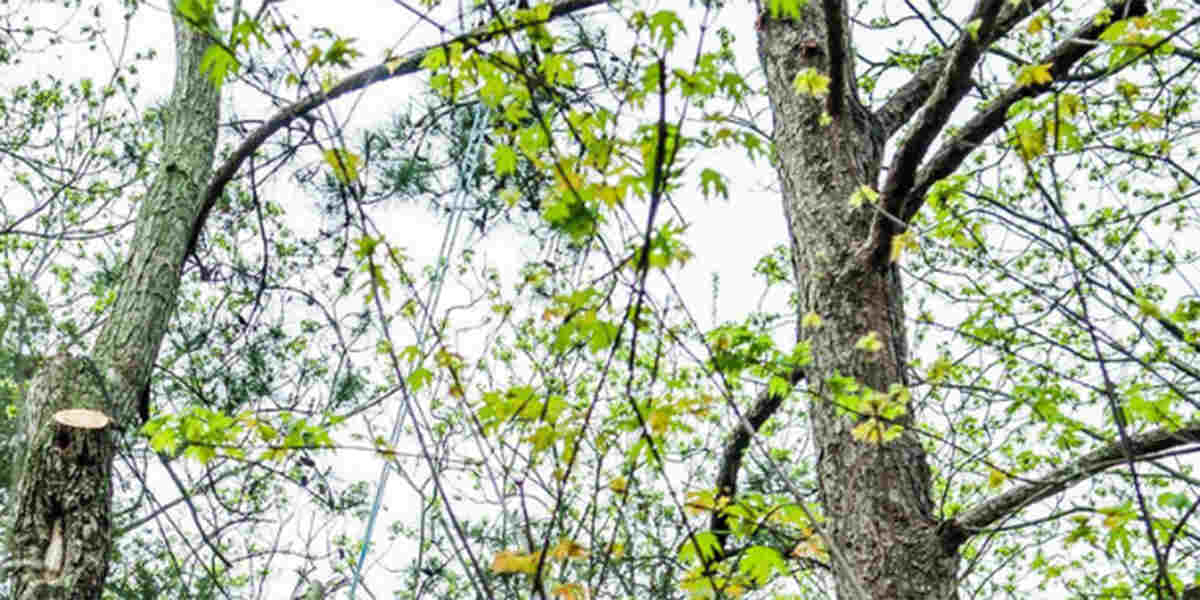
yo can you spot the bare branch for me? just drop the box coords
[711,367,805,551]
[878,0,1147,249]
[951,423,1200,536]
[183,0,609,265]
[873,0,1052,138]
[875,0,1005,241]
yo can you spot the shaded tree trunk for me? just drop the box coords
[757,6,959,599]
[6,12,219,599]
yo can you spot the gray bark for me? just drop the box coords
[757,4,956,598]
[6,11,219,599]
[752,1,1150,598]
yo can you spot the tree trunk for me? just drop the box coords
[6,12,219,599]
[757,6,960,599]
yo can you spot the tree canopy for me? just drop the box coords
[1,0,1199,599]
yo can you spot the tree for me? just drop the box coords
[3,0,1200,599]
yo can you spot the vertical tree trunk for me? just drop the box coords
[7,12,219,599]
[757,6,960,599]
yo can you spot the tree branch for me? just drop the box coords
[872,0,1147,268]
[873,0,1053,138]
[876,0,1005,232]
[711,367,805,552]
[951,423,1200,536]
[184,0,609,265]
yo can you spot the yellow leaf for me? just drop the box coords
[988,468,1007,489]
[490,551,520,574]
[1057,93,1083,118]
[851,418,884,443]
[1027,14,1047,35]
[790,530,828,560]
[792,67,830,98]
[861,389,887,416]
[801,311,822,329]
[552,583,587,600]
[848,184,878,208]
[1016,63,1053,87]
[491,550,541,574]
[684,490,714,515]
[854,331,883,353]
[323,148,361,184]
[1102,511,1126,530]
[609,476,628,493]
[1130,111,1163,132]
[648,409,671,434]
[550,539,589,560]
[1013,119,1046,161]
[889,230,918,263]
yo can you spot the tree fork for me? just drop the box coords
[758,3,953,598]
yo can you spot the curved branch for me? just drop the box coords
[711,367,805,552]
[183,0,609,265]
[876,0,1005,230]
[873,0,1052,138]
[952,423,1200,536]
[883,1,1142,237]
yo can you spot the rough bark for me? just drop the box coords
[752,1,1154,598]
[7,357,116,599]
[757,4,956,598]
[6,11,220,599]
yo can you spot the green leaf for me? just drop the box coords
[199,44,239,89]
[965,18,982,41]
[150,427,178,455]
[408,367,433,391]
[767,0,804,19]
[739,545,784,585]
[699,168,729,200]
[647,10,686,51]
[420,46,446,70]
[768,375,791,398]
[174,0,216,28]
[677,531,721,564]
[1158,492,1190,510]
[494,144,518,176]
